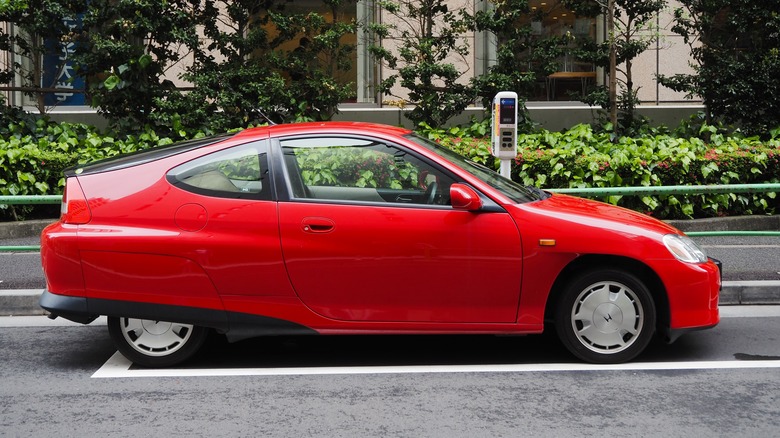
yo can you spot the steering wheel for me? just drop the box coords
[423,182,438,204]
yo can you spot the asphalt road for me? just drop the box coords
[1,234,778,290]
[695,235,780,281]
[1,306,778,436]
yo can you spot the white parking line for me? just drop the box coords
[702,245,780,249]
[91,351,780,379]
[0,315,106,327]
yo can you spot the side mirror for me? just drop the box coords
[450,183,483,211]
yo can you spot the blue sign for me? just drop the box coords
[42,15,85,106]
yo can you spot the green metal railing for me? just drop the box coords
[0,195,61,252]
[2,183,779,252]
[548,183,780,197]
[0,195,62,205]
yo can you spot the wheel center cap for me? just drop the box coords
[141,320,172,336]
[593,303,623,332]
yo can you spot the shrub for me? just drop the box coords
[409,120,780,219]
[510,124,780,218]
[2,119,779,221]
[369,0,475,127]
[0,118,177,220]
[417,119,496,166]
[659,0,780,137]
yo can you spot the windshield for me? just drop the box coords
[406,134,545,204]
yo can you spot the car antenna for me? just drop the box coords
[254,107,278,126]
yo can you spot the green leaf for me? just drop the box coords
[104,74,121,91]
[641,196,658,209]
[138,54,153,69]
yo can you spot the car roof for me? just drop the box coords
[68,122,414,177]
[233,121,413,140]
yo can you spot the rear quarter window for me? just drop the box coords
[167,141,272,200]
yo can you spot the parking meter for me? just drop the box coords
[491,92,518,178]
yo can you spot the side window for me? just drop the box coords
[168,142,271,200]
[280,137,456,206]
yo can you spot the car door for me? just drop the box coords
[276,135,523,323]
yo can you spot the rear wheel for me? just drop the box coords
[554,269,656,363]
[108,316,208,367]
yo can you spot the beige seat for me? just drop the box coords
[181,170,239,192]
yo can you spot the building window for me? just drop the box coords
[254,0,375,105]
[495,0,599,102]
[530,0,597,102]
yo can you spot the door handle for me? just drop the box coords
[301,217,335,233]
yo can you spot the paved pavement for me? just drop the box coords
[0,216,778,316]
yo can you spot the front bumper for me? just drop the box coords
[659,257,722,342]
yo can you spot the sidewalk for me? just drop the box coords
[1,216,779,317]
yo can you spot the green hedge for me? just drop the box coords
[435,123,780,219]
[2,120,780,220]
[0,120,180,219]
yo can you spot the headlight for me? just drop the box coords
[663,234,708,263]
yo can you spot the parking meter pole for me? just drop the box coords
[491,92,518,180]
[500,159,511,179]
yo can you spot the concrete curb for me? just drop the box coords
[0,218,56,240]
[0,290,47,316]
[720,281,780,305]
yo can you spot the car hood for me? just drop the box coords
[510,193,681,239]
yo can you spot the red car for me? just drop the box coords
[40,122,721,367]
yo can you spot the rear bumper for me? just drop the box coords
[40,221,85,298]
[39,289,97,324]
[38,289,315,342]
[39,289,229,329]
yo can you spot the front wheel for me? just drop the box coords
[108,316,208,368]
[554,269,656,364]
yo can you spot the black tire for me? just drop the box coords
[108,316,208,367]
[554,269,656,364]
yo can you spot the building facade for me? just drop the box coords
[1,0,702,129]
